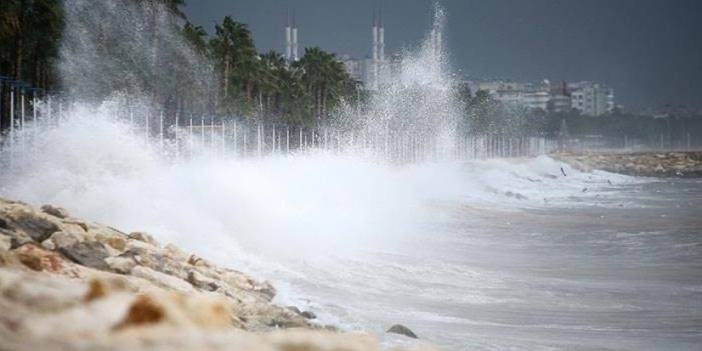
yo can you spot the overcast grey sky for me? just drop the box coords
[183,0,702,110]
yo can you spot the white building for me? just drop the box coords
[469,79,615,116]
[568,81,614,116]
[340,55,364,82]
[471,80,552,111]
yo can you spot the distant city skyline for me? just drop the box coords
[183,0,702,110]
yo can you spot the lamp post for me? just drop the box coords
[0,76,8,131]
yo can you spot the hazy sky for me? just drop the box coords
[183,0,702,110]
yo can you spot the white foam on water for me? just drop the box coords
[0,101,640,272]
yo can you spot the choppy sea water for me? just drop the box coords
[258,170,702,351]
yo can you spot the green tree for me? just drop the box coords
[210,16,256,113]
[295,47,353,127]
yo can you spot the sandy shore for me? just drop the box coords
[0,197,429,350]
[553,151,702,177]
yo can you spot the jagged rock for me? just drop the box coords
[95,232,127,252]
[58,241,110,271]
[128,231,158,246]
[0,233,11,251]
[119,247,189,281]
[255,281,277,301]
[40,204,70,219]
[11,244,72,275]
[0,227,34,249]
[219,269,277,302]
[44,230,81,250]
[301,310,317,320]
[164,243,189,261]
[62,220,89,233]
[41,238,56,250]
[387,324,418,338]
[105,256,137,274]
[186,269,219,291]
[284,306,316,320]
[131,266,194,293]
[3,208,60,242]
[187,254,213,268]
[0,226,32,248]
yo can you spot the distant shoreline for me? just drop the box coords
[553,151,702,178]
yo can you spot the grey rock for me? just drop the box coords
[58,241,110,271]
[256,281,277,301]
[119,247,188,280]
[41,239,56,251]
[40,205,70,219]
[186,270,219,291]
[128,232,158,246]
[105,256,136,274]
[386,324,418,339]
[131,266,194,293]
[300,311,316,320]
[45,231,81,250]
[0,227,32,249]
[11,211,60,242]
[0,233,10,251]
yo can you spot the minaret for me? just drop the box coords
[285,10,292,61]
[292,11,299,61]
[378,8,385,62]
[430,19,442,57]
[370,10,380,89]
[372,11,378,62]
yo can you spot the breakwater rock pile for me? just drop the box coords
[554,151,702,178]
[0,197,424,350]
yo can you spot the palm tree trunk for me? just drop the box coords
[151,6,161,110]
[246,81,253,104]
[223,51,230,99]
[14,34,23,81]
[321,84,327,120]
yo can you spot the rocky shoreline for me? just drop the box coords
[0,197,427,350]
[553,151,702,178]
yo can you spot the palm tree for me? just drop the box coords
[210,16,256,112]
[0,0,62,85]
[296,47,354,127]
[258,51,287,118]
[183,22,208,55]
[0,0,63,130]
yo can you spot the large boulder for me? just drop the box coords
[40,204,70,219]
[0,232,12,251]
[128,231,159,247]
[58,241,111,271]
[1,207,60,242]
[131,266,194,293]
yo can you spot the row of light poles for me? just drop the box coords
[0,76,47,139]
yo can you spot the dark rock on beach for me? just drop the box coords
[387,324,418,339]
